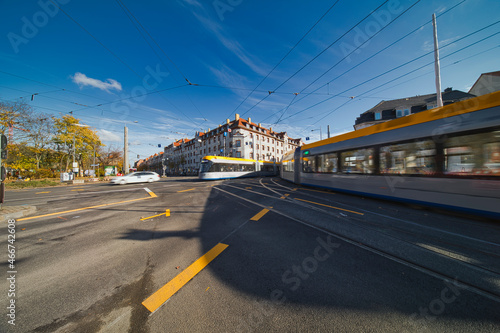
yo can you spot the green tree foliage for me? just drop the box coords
[0,100,106,179]
[52,115,103,175]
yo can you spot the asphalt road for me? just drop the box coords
[0,177,499,332]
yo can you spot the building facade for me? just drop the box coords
[139,114,302,175]
[468,71,500,97]
[353,88,476,130]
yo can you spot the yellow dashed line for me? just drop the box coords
[294,198,364,215]
[142,243,228,312]
[250,208,270,221]
[178,188,195,193]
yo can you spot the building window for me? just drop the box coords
[375,112,381,120]
[236,140,241,147]
[236,151,241,158]
[404,109,410,116]
[262,145,265,150]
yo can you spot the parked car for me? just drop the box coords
[110,171,160,185]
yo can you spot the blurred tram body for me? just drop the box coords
[281,91,500,219]
[199,156,278,180]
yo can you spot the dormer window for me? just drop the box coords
[396,109,403,118]
[375,112,381,120]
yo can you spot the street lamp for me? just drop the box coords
[311,127,322,141]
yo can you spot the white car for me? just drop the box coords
[110,171,160,185]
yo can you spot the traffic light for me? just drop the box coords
[0,134,7,204]
[0,135,6,159]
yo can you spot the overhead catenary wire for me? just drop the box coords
[276,21,500,124]
[238,0,392,119]
[49,0,206,130]
[114,0,209,124]
[262,0,467,123]
[306,33,500,125]
[226,0,342,120]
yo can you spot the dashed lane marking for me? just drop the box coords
[18,188,158,221]
[142,243,229,313]
[294,198,364,215]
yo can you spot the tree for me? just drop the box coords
[24,111,54,169]
[96,145,122,177]
[0,100,32,142]
[53,115,103,175]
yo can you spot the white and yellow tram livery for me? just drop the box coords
[281,90,500,218]
[199,156,278,180]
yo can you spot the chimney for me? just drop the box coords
[270,127,272,132]
[248,117,251,124]
[258,123,261,127]
[235,114,240,121]
[226,119,230,124]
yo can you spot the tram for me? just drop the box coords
[199,156,278,180]
[281,91,500,218]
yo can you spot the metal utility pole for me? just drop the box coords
[433,13,443,108]
[327,125,330,139]
[124,126,129,174]
[93,144,96,176]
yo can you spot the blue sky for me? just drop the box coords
[1,0,499,162]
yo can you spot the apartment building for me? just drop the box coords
[140,114,302,175]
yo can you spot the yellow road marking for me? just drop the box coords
[294,198,364,215]
[250,208,270,221]
[245,187,252,190]
[36,191,51,194]
[300,188,334,194]
[292,188,298,191]
[144,188,157,198]
[178,188,195,193]
[140,209,171,221]
[71,189,85,191]
[18,190,158,221]
[142,243,229,312]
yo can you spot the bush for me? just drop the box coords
[25,169,60,179]
[5,179,59,189]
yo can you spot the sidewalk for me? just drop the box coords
[0,205,37,222]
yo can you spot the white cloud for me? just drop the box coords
[72,72,122,93]
[97,129,122,142]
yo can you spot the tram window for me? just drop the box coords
[444,131,500,176]
[317,153,338,173]
[241,164,254,172]
[261,165,273,172]
[341,149,374,174]
[283,160,294,172]
[380,140,435,175]
[302,156,316,173]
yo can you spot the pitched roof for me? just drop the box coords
[362,89,475,115]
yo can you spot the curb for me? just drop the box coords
[0,206,37,222]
